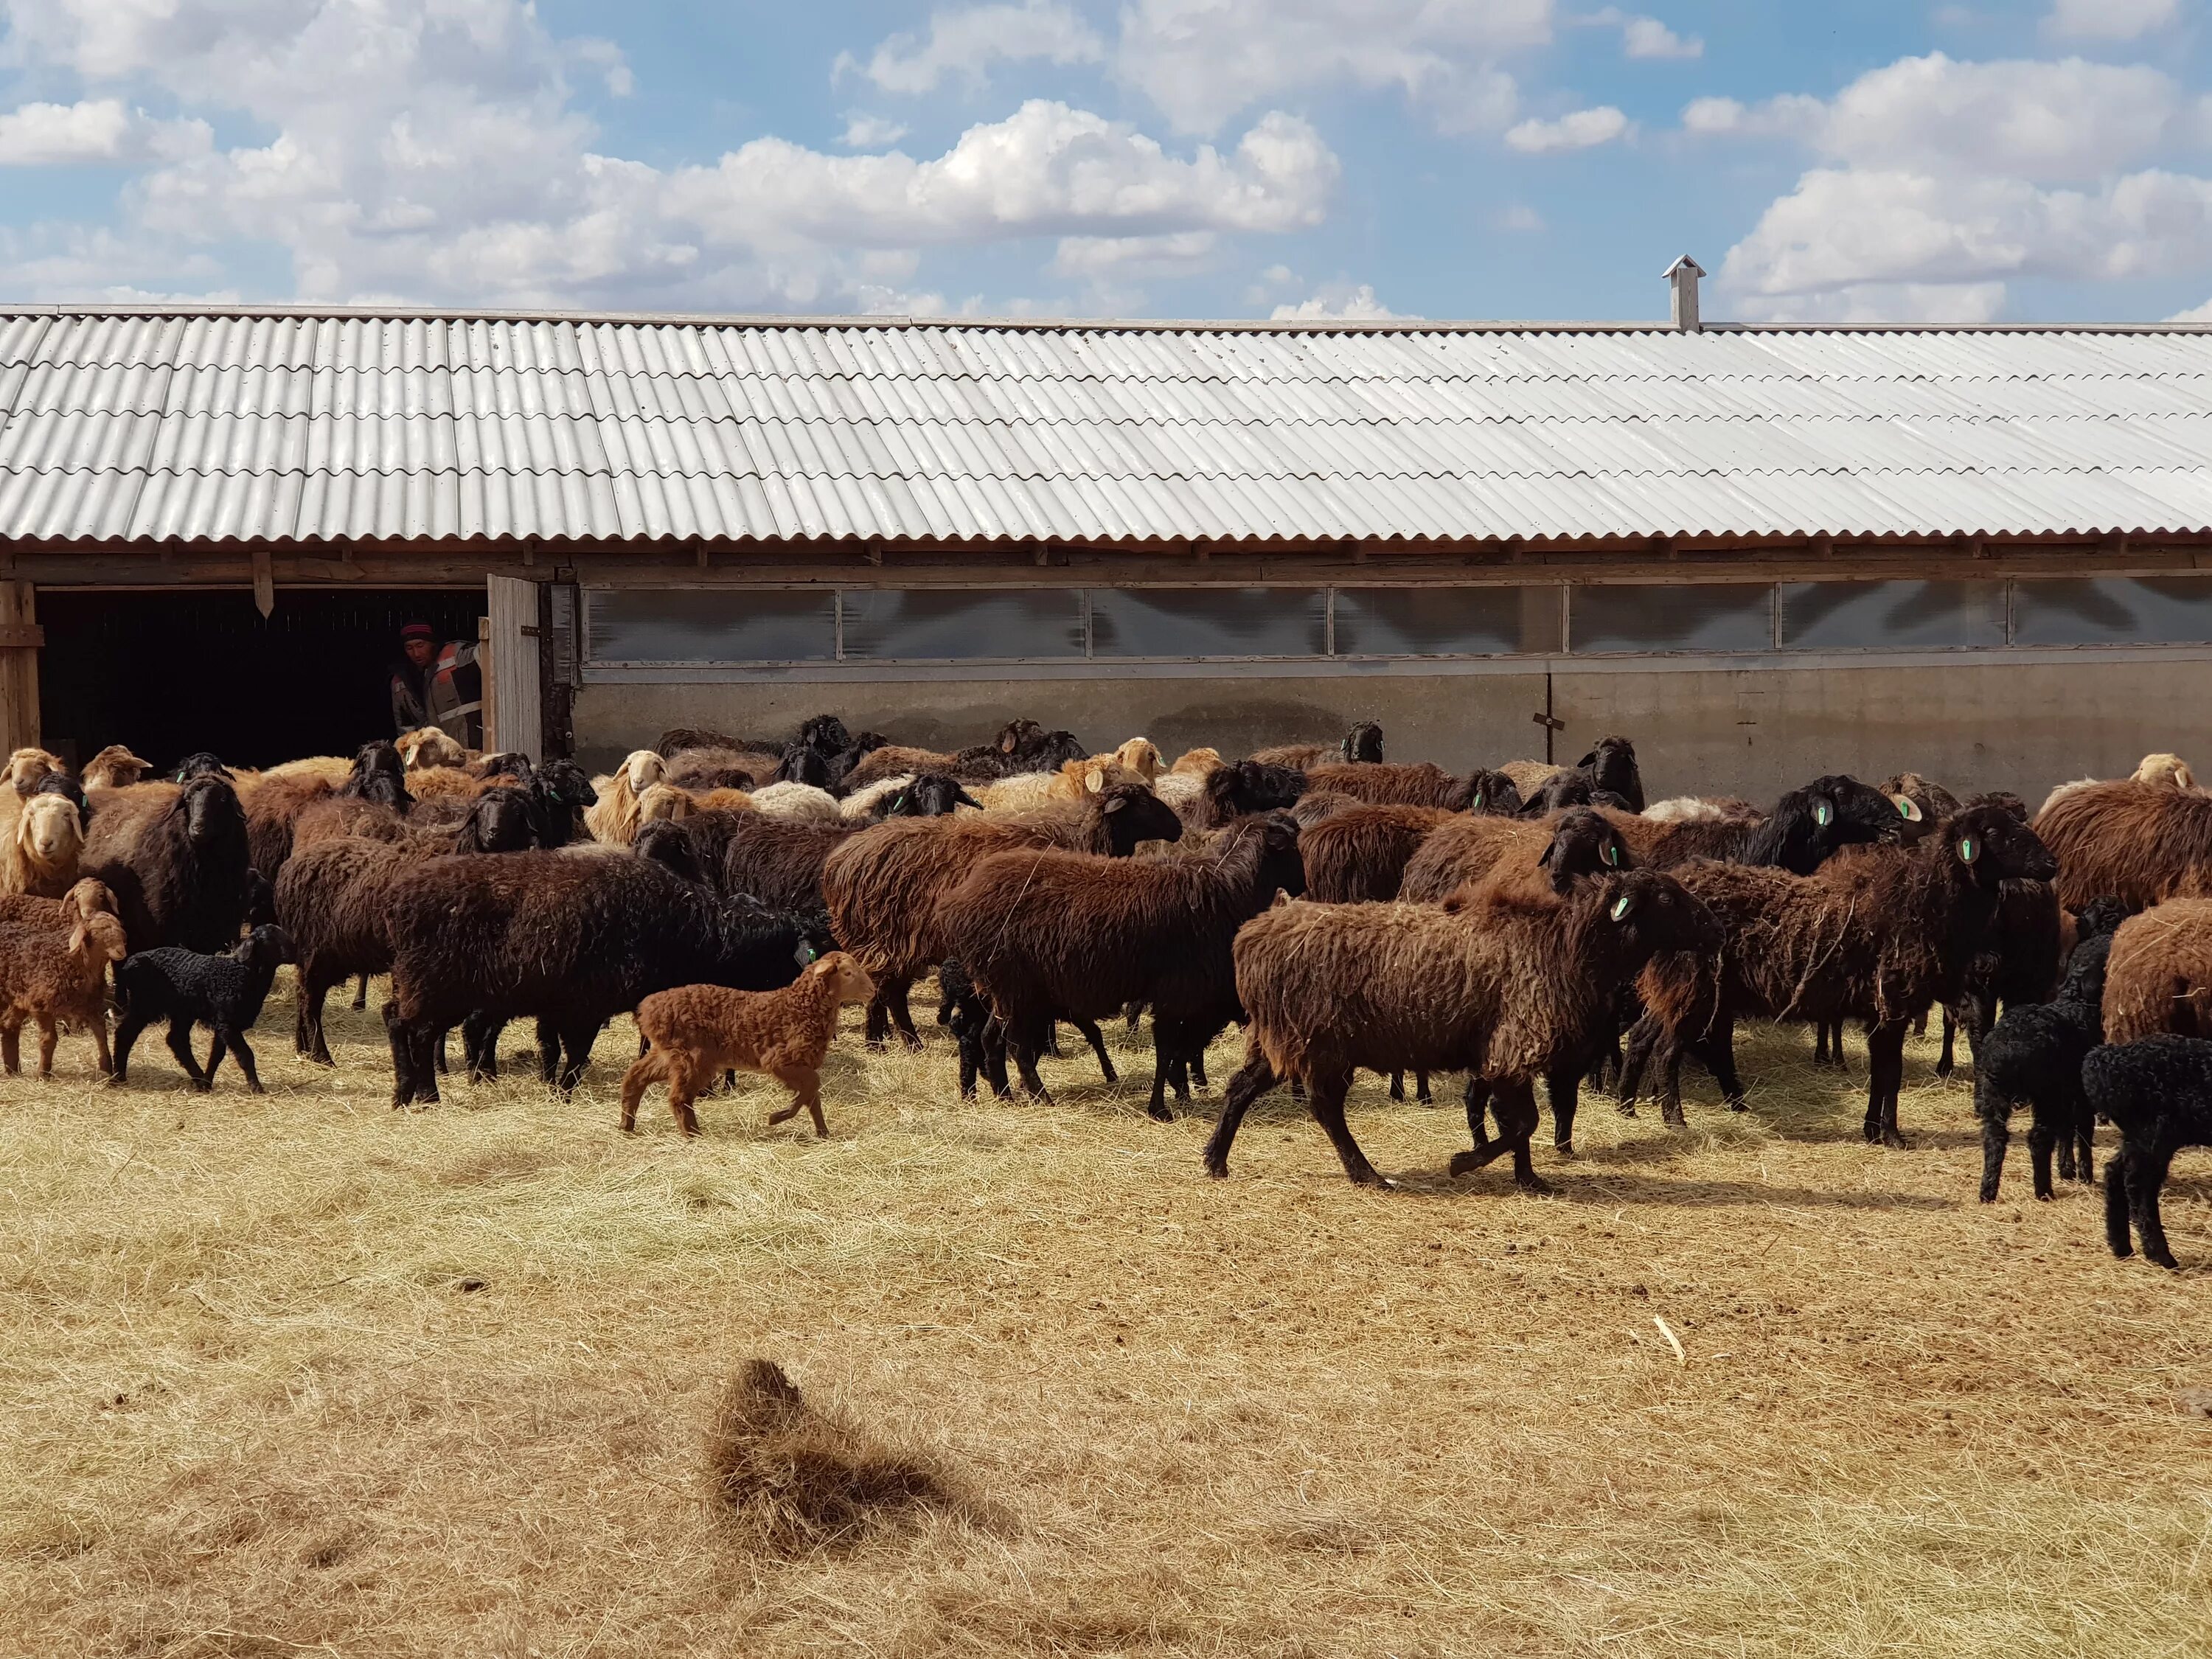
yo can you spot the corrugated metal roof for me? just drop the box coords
[4,305,2212,546]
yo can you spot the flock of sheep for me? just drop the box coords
[4,714,2212,1269]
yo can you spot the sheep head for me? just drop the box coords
[1596,869,1722,959]
[1096,783,1183,854]
[16,793,83,869]
[59,879,116,933]
[465,787,538,853]
[797,714,853,756]
[1168,747,1224,778]
[1942,804,2057,888]
[636,783,693,827]
[398,727,468,771]
[172,751,232,782]
[234,925,297,970]
[1460,768,1523,816]
[179,776,246,848]
[2132,751,2197,790]
[1340,721,1385,764]
[6,747,63,796]
[1535,807,1632,893]
[2073,897,2132,943]
[67,910,128,969]
[1578,736,1644,813]
[883,774,980,817]
[81,745,151,789]
[807,951,876,1006]
[1112,738,1164,782]
[622,749,668,793]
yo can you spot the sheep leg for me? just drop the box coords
[1302,1068,1385,1187]
[2129,1132,2183,1270]
[554,1018,599,1094]
[383,1004,416,1107]
[1189,1048,1209,1091]
[462,1011,504,1082]
[88,1014,111,1079]
[109,1012,150,1085]
[664,1055,705,1138]
[1008,1016,1054,1104]
[35,1017,58,1081]
[223,1032,264,1095]
[2027,1118,2059,1202]
[297,964,339,1067]
[352,973,370,1011]
[1494,1079,1551,1194]
[1691,1014,1746,1113]
[1200,1052,1278,1178]
[886,980,923,1051]
[1388,1070,1406,1103]
[618,1048,664,1132]
[1615,1012,1662,1112]
[1975,1075,2011,1203]
[1123,1000,1144,1033]
[2069,1110,2096,1186]
[1934,1007,1958,1082]
[1545,1065,1580,1152]
[1863,1020,1908,1148]
[1147,1019,1194,1122]
[2104,1138,2135,1259]
[1044,1024,1066,1060]
[767,1066,830,1138]
[167,1020,211,1091]
[980,1018,1013,1100]
[1449,1080,1496,1177]
[0,1020,18,1077]
[1072,1015,1118,1085]
[1413,1069,1430,1105]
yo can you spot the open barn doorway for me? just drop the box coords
[38,588,486,774]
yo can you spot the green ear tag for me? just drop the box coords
[1957,835,1978,865]
[1895,796,1921,821]
[1603,841,1621,868]
[1610,894,1634,922]
[890,794,905,813]
[1814,799,1833,827]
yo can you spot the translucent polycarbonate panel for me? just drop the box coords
[1088,588,1327,658]
[584,588,836,663]
[2012,577,2212,646]
[1331,585,1562,655]
[838,588,1086,660]
[1569,582,1774,653]
[1779,580,2007,650]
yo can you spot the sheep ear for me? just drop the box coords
[1892,795,1922,822]
[810,958,836,977]
[1270,888,1293,908]
[1956,834,1980,866]
[1085,765,1105,793]
[1610,889,1638,922]
[1103,795,1127,813]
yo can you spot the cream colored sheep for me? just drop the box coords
[839,774,915,819]
[396,726,470,771]
[748,782,844,824]
[1154,746,1225,813]
[585,750,669,845]
[1102,737,1164,782]
[2132,751,2199,790]
[0,793,85,898]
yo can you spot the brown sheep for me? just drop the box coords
[939,812,1306,1119]
[80,745,152,790]
[1881,772,1963,824]
[824,782,1184,1048]
[1249,721,1384,770]
[0,878,128,1077]
[1304,761,1501,810]
[0,792,86,898]
[2033,780,2212,911]
[2100,900,2212,1045]
[396,727,470,771]
[620,953,877,1138]
[1203,867,1719,1188]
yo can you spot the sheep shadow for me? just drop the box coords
[1377,1166,1957,1212]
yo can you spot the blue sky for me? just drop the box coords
[1,1,2209,324]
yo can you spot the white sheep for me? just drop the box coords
[0,793,86,897]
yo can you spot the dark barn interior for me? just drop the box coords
[38,588,485,772]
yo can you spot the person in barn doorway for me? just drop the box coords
[389,621,484,750]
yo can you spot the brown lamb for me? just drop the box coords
[822,781,1183,1048]
[0,878,128,1077]
[620,953,876,1137]
[1305,761,1493,810]
[1202,866,1719,1189]
[2100,900,2212,1044]
[80,745,153,790]
[2031,779,2212,911]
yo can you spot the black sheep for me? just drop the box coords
[2086,1034,2212,1268]
[171,752,234,782]
[381,853,827,1105]
[1193,759,1307,827]
[876,773,982,818]
[31,771,92,824]
[1975,897,2129,1202]
[82,775,251,953]
[111,925,296,1093]
[524,759,597,847]
[774,745,836,787]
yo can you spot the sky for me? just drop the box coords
[2,1,2211,325]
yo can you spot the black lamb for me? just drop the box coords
[1975,897,2129,1202]
[2086,1034,2212,1269]
[524,759,598,847]
[111,925,296,1093]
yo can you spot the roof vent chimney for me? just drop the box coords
[1664,255,1705,333]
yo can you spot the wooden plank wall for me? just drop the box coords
[0,582,41,754]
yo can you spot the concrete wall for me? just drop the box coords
[574,655,2212,805]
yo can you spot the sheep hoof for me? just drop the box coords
[1516,1173,1555,1196]
[767,1105,800,1126]
[1880,1130,1910,1150]
[1447,1145,1501,1178]
[1615,1102,1638,1118]
[1146,1102,1175,1124]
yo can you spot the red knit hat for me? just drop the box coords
[400,621,435,642]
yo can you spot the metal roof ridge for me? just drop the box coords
[4,302,2212,335]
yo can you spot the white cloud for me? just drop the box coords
[1504,105,1630,153]
[1270,280,1410,320]
[1694,52,2212,321]
[0,1,1337,312]
[0,99,209,166]
[839,113,910,149]
[2045,0,2179,41]
[1117,0,1550,134]
[1582,9,1703,60]
[1051,230,1220,277]
[838,2,1105,96]
[1497,203,1545,232]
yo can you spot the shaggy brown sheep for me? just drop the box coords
[2031,779,2212,911]
[938,812,1305,1120]
[2099,899,2212,1044]
[1203,866,1718,1187]
[621,953,876,1138]
[80,774,250,953]
[823,782,1182,1048]
[0,878,127,1077]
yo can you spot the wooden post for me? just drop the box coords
[0,583,42,755]
[477,615,494,752]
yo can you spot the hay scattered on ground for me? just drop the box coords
[1,975,2210,1657]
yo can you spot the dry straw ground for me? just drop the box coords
[4,981,2211,1658]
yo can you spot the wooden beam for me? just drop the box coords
[250,546,274,616]
[0,582,38,754]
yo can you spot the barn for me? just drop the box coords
[5,291,2212,794]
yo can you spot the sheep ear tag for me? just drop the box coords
[1956,835,1979,866]
[1610,892,1636,922]
[1893,796,1922,822]
[1813,799,1833,827]
[890,794,905,813]
[1601,839,1621,868]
